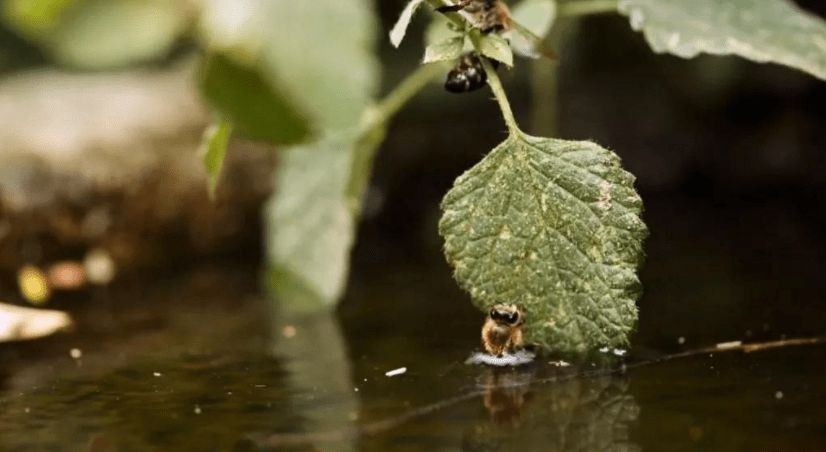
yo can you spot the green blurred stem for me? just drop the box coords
[349,62,447,215]
[558,0,619,17]
[367,62,448,128]
[481,57,520,136]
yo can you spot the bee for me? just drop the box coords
[482,304,526,356]
[436,0,511,34]
[436,0,556,59]
[444,52,499,93]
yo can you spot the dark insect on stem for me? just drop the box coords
[444,52,500,94]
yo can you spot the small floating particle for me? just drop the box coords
[775,391,783,400]
[194,405,202,414]
[254,384,266,388]
[549,360,570,367]
[153,372,162,377]
[354,387,359,392]
[599,347,609,353]
[677,336,685,344]
[282,325,297,339]
[18,266,51,305]
[716,340,742,350]
[69,348,82,359]
[385,367,407,377]
[613,348,627,356]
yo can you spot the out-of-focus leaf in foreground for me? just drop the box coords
[266,128,385,311]
[200,0,380,143]
[440,134,647,352]
[200,54,311,144]
[2,0,190,68]
[618,0,826,81]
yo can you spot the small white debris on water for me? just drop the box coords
[24,407,30,413]
[599,347,610,353]
[153,372,162,377]
[69,348,82,359]
[194,405,202,414]
[716,340,742,350]
[385,367,407,377]
[775,391,784,400]
[678,336,685,344]
[254,385,266,388]
[613,349,627,356]
[354,387,359,392]
[549,360,570,367]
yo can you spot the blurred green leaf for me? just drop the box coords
[423,36,466,63]
[618,0,826,81]
[511,0,557,38]
[1,0,83,35]
[439,134,647,352]
[200,0,380,136]
[200,54,312,144]
[199,120,233,199]
[470,32,513,67]
[3,0,190,68]
[390,0,427,48]
[266,127,385,311]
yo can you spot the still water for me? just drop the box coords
[0,264,824,451]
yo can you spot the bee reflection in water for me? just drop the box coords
[462,367,536,451]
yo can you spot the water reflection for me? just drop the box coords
[460,367,640,452]
[267,307,358,452]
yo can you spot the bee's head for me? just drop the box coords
[488,304,524,326]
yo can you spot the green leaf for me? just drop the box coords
[470,32,514,67]
[511,0,557,38]
[200,53,312,144]
[618,0,826,81]
[1,0,83,36]
[423,36,466,63]
[439,134,648,353]
[266,127,385,311]
[3,0,189,68]
[390,0,427,48]
[424,12,464,47]
[200,0,380,134]
[199,120,233,199]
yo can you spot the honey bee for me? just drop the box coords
[436,0,556,59]
[444,52,499,93]
[482,304,525,356]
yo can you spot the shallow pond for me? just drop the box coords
[0,259,823,452]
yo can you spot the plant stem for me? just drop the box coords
[368,62,448,127]
[481,57,520,136]
[558,0,619,17]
